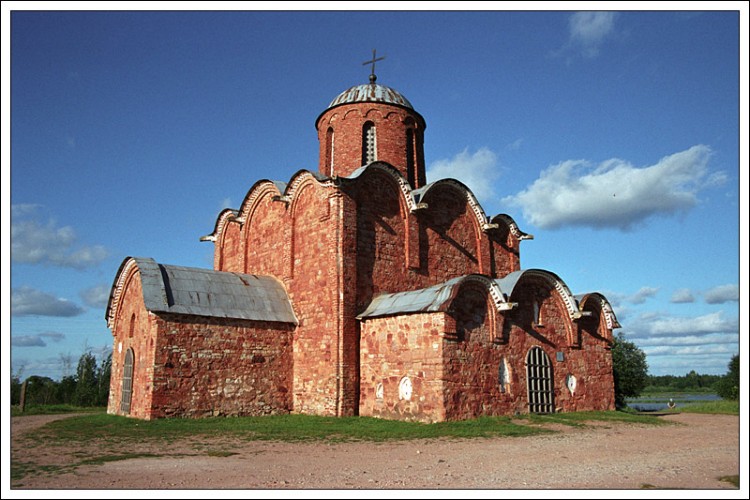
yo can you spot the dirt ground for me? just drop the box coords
[8,412,743,492]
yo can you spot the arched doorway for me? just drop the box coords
[120,348,134,413]
[526,346,554,414]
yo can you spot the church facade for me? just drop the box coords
[105,69,620,422]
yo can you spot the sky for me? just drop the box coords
[3,3,747,384]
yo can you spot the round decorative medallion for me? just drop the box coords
[398,376,412,401]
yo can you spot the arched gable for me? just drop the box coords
[495,269,581,321]
[341,161,422,213]
[106,256,143,330]
[576,292,621,341]
[414,179,496,233]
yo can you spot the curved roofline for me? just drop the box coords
[413,178,497,232]
[490,213,534,241]
[357,273,517,320]
[315,83,426,129]
[495,269,582,321]
[576,292,622,329]
[106,257,298,328]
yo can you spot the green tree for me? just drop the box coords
[715,354,739,400]
[73,351,99,407]
[96,351,112,406]
[611,332,649,409]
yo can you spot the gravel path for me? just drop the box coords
[9,412,742,492]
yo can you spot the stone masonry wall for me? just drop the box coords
[317,102,426,185]
[359,313,447,423]
[148,314,294,419]
[108,270,157,420]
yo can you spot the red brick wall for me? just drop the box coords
[148,314,294,418]
[417,183,483,282]
[288,180,346,416]
[359,313,447,422]
[218,220,242,272]
[502,276,615,413]
[242,190,287,278]
[317,102,426,187]
[108,269,157,419]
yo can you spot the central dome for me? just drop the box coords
[327,83,414,110]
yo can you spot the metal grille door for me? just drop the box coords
[526,346,554,414]
[120,348,134,413]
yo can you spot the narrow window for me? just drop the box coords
[362,122,376,165]
[128,313,136,338]
[533,300,542,326]
[406,128,415,186]
[325,127,334,176]
[120,348,134,413]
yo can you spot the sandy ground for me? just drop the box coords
[8,412,742,492]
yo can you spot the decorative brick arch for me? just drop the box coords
[106,257,141,331]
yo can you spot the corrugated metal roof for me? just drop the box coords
[327,83,414,110]
[132,257,297,324]
[357,277,464,319]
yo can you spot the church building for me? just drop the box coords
[105,59,620,422]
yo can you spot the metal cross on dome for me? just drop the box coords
[363,49,385,83]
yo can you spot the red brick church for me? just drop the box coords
[105,60,620,422]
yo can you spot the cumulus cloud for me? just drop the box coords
[12,331,66,348]
[704,284,739,304]
[502,145,716,230]
[604,286,659,307]
[426,147,501,206]
[670,288,695,304]
[80,284,111,308]
[11,204,108,269]
[11,286,85,317]
[626,310,738,339]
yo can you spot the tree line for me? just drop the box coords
[10,351,111,408]
[11,340,739,410]
[600,333,738,409]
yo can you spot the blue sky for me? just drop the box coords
[4,4,747,381]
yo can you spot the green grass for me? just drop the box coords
[20,410,673,448]
[10,404,106,417]
[677,399,739,415]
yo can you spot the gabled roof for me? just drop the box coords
[106,257,298,327]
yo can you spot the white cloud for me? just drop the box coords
[634,333,738,348]
[628,286,659,305]
[220,197,233,210]
[80,284,111,308]
[602,286,659,307]
[12,332,66,348]
[704,284,739,304]
[569,12,616,56]
[626,311,738,338]
[670,288,695,304]
[426,147,500,206]
[11,286,85,317]
[11,204,108,269]
[502,145,716,230]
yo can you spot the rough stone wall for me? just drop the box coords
[500,276,615,414]
[359,313,447,423]
[348,169,408,313]
[416,184,483,282]
[242,189,287,278]
[287,180,346,416]
[107,270,157,419]
[148,314,294,418]
[441,285,513,420]
[317,102,425,185]
[217,219,243,273]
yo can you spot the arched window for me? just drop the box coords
[120,348,134,414]
[128,313,136,338]
[533,300,542,326]
[325,127,334,176]
[526,346,554,414]
[362,122,376,165]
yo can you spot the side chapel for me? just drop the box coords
[105,57,620,422]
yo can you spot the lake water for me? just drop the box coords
[626,393,721,412]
